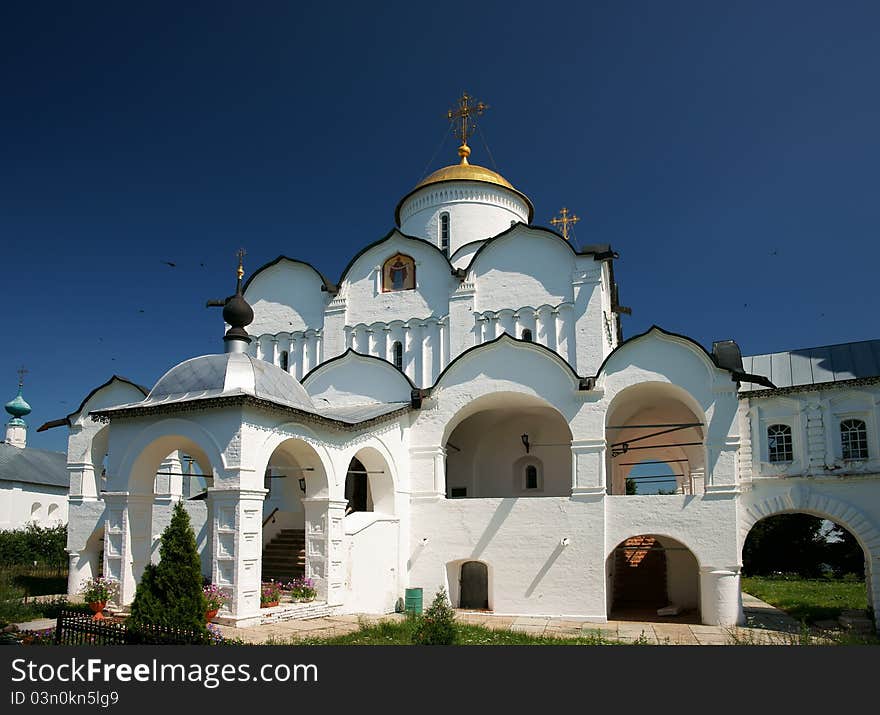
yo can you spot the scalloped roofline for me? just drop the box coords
[242,256,337,294]
[37,375,149,432]
[593,325,775,388]
[301,347,418,391]
[243,224,617,304]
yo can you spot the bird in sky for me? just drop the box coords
[161,260,177,268]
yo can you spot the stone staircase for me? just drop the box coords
[261,528,306,582]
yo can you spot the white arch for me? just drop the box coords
[741,485,880,628]
[253,422,335,499]
[114,417,226,492]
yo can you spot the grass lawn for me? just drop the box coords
[276,618,632,645]
[742,576,868,623]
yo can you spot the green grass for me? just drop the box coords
[742,575,869,623]
[265,617,646,645]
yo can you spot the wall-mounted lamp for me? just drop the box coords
[521,433,530,453]
[560,537,571,547]
[298,477,306,494]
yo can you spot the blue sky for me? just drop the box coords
[3,1,879,453]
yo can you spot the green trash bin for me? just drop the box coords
[404,587,423,615]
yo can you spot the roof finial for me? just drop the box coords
[447,92,489,166]
[16,366,28,390]
[236,247,246,293]
[550,207,581,241]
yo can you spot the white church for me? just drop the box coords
[48,95,880,629]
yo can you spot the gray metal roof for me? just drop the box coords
[740,339,880,391]
[318,402,411,424]
[0,443,68,489]
[148,353,315,411]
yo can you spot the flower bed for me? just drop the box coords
[283,577,317,602]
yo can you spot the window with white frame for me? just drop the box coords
[767,424,793,462]
[392,341,403,371]
[840,418,869,460]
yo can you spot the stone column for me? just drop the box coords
[571,439,606,499]
[409,446,445,499]
[704,437,739,494]
[101,492,137,605]
[438,317,449,373]
[403,325,415,382]
[700,567,744,626]
[154,453,183,504]
[67,461,98,501]
[67,549,99,599]
[301,497,348,607]
[209,487,267,627]
[420,322,433,386]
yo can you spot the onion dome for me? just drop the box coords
[5,386,31,424]
[222,251,255,352]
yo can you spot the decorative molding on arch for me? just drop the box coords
[739,484,880,556]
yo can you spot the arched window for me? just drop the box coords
[30,503,42,522]
[440,213,450,256]
[382,253,416,292]
[841,419,868,460]
[525,465,538,489]
[279,350,289,372]
[344,458,369,514]
[767,424,793,463]
[521,328,533,342]
[392,341,403,371]
[48,504,59,521]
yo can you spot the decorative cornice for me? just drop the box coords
[91,394,410,432]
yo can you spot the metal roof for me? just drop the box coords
[740,339,880,392]
[0,442,68,489]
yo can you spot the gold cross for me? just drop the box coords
[447,92,489,164]
[550,207,580,241]
[16,365,28,388]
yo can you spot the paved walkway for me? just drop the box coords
[212,593,806,645]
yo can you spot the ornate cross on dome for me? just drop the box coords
[447,92,489,164]
[16,366,28,388]
[550,207,580,241]
[236,247,246,288]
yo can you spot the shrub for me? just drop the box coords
[128,502,207,638]
[411,587,457,645]
[0,524,68,568]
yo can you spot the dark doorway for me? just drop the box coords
[460,561,489,609]
[613,536,667,609]
[345,458,368,514]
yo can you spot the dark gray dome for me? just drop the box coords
[149,353,314,411]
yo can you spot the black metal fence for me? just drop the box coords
[54,610,207,645]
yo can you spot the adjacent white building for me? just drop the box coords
[48,117,880,629]
[2,382,69,529]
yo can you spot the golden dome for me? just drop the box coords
[395,142,534,225]
[413,144,516,191]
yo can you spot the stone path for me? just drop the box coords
[212,593,808,645]
[12,592,818,645]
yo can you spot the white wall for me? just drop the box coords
[0,481,68,530]
[399,182,529,255]
[245,259,328,337]
[342,515,399,613]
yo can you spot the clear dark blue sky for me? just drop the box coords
[3,1,879,453]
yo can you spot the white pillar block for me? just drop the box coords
[700,567,744,626]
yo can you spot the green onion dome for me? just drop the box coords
[5,387,31,421]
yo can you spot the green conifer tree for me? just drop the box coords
[129,501,208,639]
